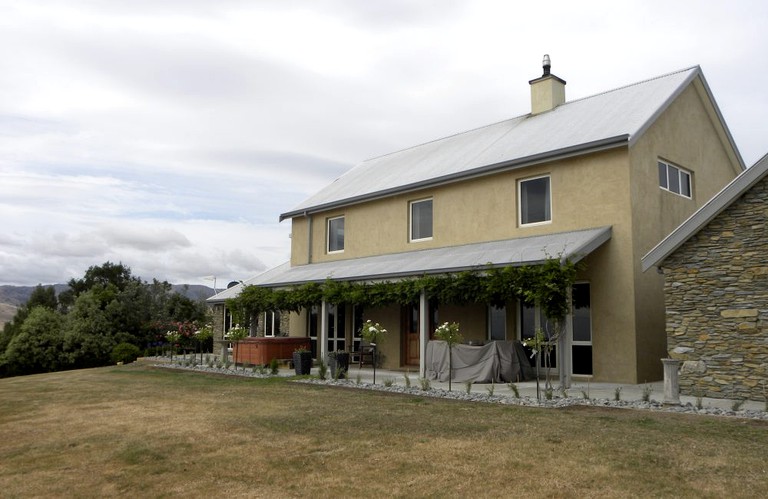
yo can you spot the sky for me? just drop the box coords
[1,0,766,289]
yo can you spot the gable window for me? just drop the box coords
[519,175,551,226]
[410,198,433,242]
[327,216,345,253]
[658,160,692,198]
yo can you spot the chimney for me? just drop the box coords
[529,54,566,114]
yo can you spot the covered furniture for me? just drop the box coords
[426,340,533,383]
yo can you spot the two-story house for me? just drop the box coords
[210,58,743,384]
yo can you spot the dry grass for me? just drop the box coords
[1,364,767,498]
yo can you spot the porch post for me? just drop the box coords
[320,300,329,363]
[560,286,573,389]
[419,288,428,378]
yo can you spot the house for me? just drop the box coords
[642,153,768,400]
[209,57,744,384]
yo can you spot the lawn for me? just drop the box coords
[0,364,766,498]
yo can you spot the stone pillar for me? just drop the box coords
[662,358,681,405]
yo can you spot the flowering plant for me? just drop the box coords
[195,324,213,342]
[360,320,388,345]
[165,330,181,344]
[434,322,462,391]
[225,324,248,341]
[434,322,462,345]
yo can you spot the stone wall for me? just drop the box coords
[662,175,767,401]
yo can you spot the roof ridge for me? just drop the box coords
[361,66,699,164]
[565,65,700,105]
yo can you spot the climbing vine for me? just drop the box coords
[226,258,578,325]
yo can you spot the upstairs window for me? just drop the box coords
[519,175,551,226]
[658,160,692,198]
[410,198,433,241]
[327,216,345,253]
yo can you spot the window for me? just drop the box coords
[519,175,551,225]
[410,198,433,241]
[571,283,592,376]
[519,300,556,370]
[488,305,506,341]
[327,216,345,253]
[327,304,346,353]
[658,160,692,198]
[264,311,281,337]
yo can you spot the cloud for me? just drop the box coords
[1,0,767,287]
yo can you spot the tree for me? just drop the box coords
[360,320,388,384]
[1,307,65,376]
[63,290,118,369]
[0,284,58,354]
[68,261,137,296]
[434,322,463,392]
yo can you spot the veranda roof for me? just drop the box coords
[208,226,611,302]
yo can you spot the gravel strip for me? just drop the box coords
[151,361,768,421]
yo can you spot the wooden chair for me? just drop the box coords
[355,344,376,368]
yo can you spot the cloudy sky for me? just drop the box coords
[1,0,766,288]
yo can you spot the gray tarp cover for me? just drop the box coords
[426,340,534,383]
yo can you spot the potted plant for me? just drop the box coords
[328,350,349,379]
[292,347,312,375]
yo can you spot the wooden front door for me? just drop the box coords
[401,304,420,366]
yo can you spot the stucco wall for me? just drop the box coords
[662,176,767,401]
[629,80,741,382]
[292,148,634,262]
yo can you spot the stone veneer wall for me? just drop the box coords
[662,176,767,401]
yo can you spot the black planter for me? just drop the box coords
[293,351,313,375]
[328,352,350,378]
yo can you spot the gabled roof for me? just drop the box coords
[282,65,743,220]
[208,226,612,302]
[642,153,768,271]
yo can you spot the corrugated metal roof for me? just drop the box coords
[642,153,768,271]
[282,66,720,219]
[208,226,611,302]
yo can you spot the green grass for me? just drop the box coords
[0,363,766,497]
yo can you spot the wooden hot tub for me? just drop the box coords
[232,337,311,366]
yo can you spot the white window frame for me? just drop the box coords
[264,311,280,337]
[518,175,552,227]
[409,198,433,242]
[327,215,345,254]
[658,160,692,199]
[570,282,593,377]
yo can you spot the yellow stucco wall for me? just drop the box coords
[283,77,740,383]
[628,80,741,382]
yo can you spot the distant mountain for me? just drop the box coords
[0,284,71,307]
[0,284,215,328]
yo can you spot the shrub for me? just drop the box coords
[110,342,141,364]
[269,358,279,375]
